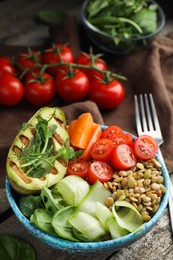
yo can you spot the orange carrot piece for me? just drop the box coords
[67,120,77,139]
[79,123,102,160]
[70,113,94,149]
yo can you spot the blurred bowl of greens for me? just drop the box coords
[81,0,166,54]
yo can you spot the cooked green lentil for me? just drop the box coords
[104,158,166,222]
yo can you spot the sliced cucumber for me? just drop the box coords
[95,202,112,230]
[107,216,129,239]
[55,175,90,206]
[69,211,106,241]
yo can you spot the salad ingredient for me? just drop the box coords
[107,217,129,239]
[69,211,106,241]
[55,175,90,206]
[88,161,114,184]
[104,158,166,221]
[55,69,89,102]
[0,74,24,106]
[102,125,123,139]
[95,202,112,230]
[70,112,94,149]
[43,43,74,75]
[111,144,137,170]
[133,135,158,160]
[79,123,102,161]
[89,77,125,109]
[0,234,35,260]
[0,57,16,76]
[112,200,144,232]
[19,195,43,217]
[67,119,77,139]
[52,206,78,241]
[67,159,90,178]
[30,209,56,236]
[90,138,114,162]
[6,107,70,194]
[75,180,111,217]
[24,72,55,106]
[75,52,107,81]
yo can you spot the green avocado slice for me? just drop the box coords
[6,107,69,195]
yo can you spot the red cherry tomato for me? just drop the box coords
[75,52,107,81]
[55,69,89,102]
[67,159,90,179]
[43,44,74,75]
[89,77,125,109]
[0,74,24,106]
[17,50,42,77]
[87,161,114,184]
[133,135,158,160]
[111,144,137,170]
[24,72,55,106]
[102,126,123,139]
[90,138,114,162]
[0,57,16,77]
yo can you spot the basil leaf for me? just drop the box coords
[0,234,35,260]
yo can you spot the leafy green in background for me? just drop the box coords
[0,234,35,260]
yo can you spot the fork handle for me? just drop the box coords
[158,147,173,233]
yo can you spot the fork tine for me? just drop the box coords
[134,95,142,135]
[144,94,154,131]
[149,93,163,137]
[140,95,148,132]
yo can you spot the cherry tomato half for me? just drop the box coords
[67,159,90,179]
[87,161,114,184]
[75,52,107,81]
[89,77,125,109]
[0,74,24,106]
[0,57,16,77]
[133,135,158,160]
[24,72,55,106]
[55,69,89,102]
[43,44,74,75]
[90,138,114,162]
[102,126,123,139]
[111,144,137,170]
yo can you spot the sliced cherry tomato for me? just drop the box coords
[67,159,90,179]
[55,69,89,102]
[111,144,137,170]
[0,74,24,106]
[102,126,123,139]
[43,44,74,75]
[89,77,125,109]
[112,133,133,147]
[90,138,114,162]
[87,161,114,184]
[75,52,107,81]
[133,135,158,160]
[0,57,16,77]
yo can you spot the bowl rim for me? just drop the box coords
[5,126,170,252]
[81,0,166,41]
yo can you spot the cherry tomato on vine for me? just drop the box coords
[133,135,158,160]
[87,161,114,184]
[43,44,74,75]
[55,69,89,102]
[0,57,16,77]
[111,144,137,170]
[90,138,114,162]
[75,52,107,81]
[17,50,42,77]
[67,159,90,179]
[0,74,24,106]
[89,77,125,109]
[24,72,55,106]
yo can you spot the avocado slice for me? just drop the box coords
[6,107,69,195]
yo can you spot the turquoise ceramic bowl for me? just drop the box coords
[5,127,169,254]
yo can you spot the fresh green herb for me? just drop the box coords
[19,195,44,217]
[19,116,78,178]
[0,234,35,260]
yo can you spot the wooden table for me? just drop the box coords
[1,0,173,259]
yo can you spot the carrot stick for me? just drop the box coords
[79,123,102,160]
[67,120,77,139]
[70,113,94,149]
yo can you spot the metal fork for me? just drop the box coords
[134,93,173,232]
